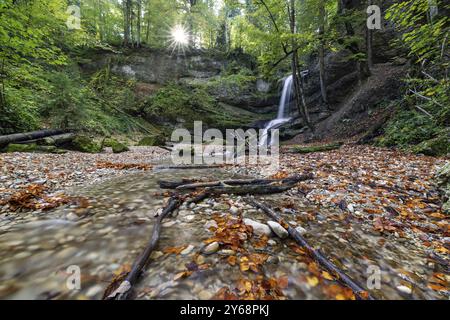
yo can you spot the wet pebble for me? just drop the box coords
[295,226,307,235]
[86,285,103,298]
[267,221,288,239]
[181,245,194,255]
[243,218,272,237]
[203,242,219,255]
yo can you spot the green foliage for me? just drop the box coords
[143,84,215,125]
[41,70,88,129]
[377,108,440,147]
[379,0,450,156]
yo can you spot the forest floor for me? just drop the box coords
[0,144,449,300]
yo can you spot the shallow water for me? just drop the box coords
[0,166,447,300]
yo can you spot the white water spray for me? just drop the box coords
[259,75,293,146]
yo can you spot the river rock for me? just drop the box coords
[213,203,229,211]
[243,218,272,237]
[181,245,194,255]
[204,220,218,230]
[198,290,213,300]
[396,285,412,295]
[295,226,307,235]
[218,249,235,256]
[267,221,289,239]
[183,215,196,222]
[203,242,219,254]
[230,206,239,215]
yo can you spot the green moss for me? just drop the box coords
[6,143,38,153]
[111,141,129,153]
[138,135,166,146]
[4,143,66,154]
[291,143,343,154]
[70,135,102,153]
[412,135,449,156]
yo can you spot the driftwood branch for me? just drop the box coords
[154,164,228,170]
[104,195,181,300]
[246,198,375,300]
[409,89,444,108]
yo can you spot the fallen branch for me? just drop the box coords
[246,198,375,300]
[159,174,314,191]
[154,164,229,170]
[409,89,445,108]
[104,195,181,300]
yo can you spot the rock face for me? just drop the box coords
[267,221,289,239]
[435,162,450,214]
[87,49,227,84]
[243,218,272,237]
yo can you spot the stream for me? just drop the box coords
[0,164,447,300]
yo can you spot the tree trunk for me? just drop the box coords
[338,0,370,84]
[366,0,373,68]
[145,8,151,43]
[318,0,328,105]
[0,129,67,148]
[289,0,313,131]
[123,0,131,46]
[137,0,142,47]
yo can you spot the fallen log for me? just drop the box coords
[42,133,75,146]
[154,164,230,170]
[203,183,298,196]
[158,174,314,191]
[246,198,375,300]
[15,133,76,146]
[0,129,67,148]
[104,195,181,300]
[288,142,343,154]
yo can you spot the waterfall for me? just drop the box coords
[259,75,293,146]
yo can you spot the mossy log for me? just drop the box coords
[289,142,343,154]
[0,129,67,148]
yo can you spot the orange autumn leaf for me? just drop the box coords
[277,276,289,289]
[227,255,237,266]
[163,246,187,255]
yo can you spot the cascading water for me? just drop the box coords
[259,75,293,146]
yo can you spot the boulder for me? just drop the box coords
[435,162,450,214]
[138,135,165,146]
[243,218,272,237]
[267,221,289,239]
[70,135,102,153]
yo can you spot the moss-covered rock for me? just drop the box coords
[71,135,102,153]
[101,138,129,153]
[412,135,449,157]
[6,143,38,153]
[111,141,129,153]
[138,135,165,146]
[435,162,450,215]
